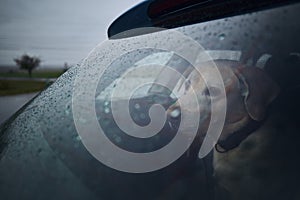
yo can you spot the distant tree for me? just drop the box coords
[14,54,41,77]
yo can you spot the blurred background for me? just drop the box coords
[0,0,139,125]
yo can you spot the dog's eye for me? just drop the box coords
[204,86,221,97]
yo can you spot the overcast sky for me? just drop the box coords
[0,0,140,67]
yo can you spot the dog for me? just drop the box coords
[166,59,289,199]
[212,55,300,200]
[167,60,280,154]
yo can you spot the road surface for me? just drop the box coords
[0,92,38,125]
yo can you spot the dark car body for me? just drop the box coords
[1,0,300,200]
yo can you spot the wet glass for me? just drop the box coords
[0,2,300,200]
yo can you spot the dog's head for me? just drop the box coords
[167,61,280,152]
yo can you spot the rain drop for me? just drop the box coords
[104,107,110,114]
[134,103,141,110]
[115,136,122,143]
[218,33,226,41]
[170,108,181,118]
[79,117,87,124]
[140,113,146,119]
[104,101,109,106]
[65,104,71,116]
[75,135,81,141]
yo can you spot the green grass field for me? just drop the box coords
[0,70,64,78]
[0,80,49,96]
[0,69,63,95]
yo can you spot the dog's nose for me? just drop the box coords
[215,142,228,153]
[169,107,181,118]
[215,138,239,153]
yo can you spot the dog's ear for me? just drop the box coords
[235,67,280,121]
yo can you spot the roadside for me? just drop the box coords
[0,77,56,82]
[0,79,50,96]
[0,68,63,125]
[0,69,64,79]
[0,68,63,95]
[0,92,38,125]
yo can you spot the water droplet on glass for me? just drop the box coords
[104,101,109,106]
[140,113,146,119]
[102,118,110,126]
[115,136,122,143]
[79,117,87,124]
[218,33,226,41]
[134,103,141,110]
[104,107,110,114]
[170,108,181,118]
[37,148,42,154]
[65,104,71,116]
[75,135,81,141]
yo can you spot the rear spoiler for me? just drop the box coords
[108,0,299,39]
